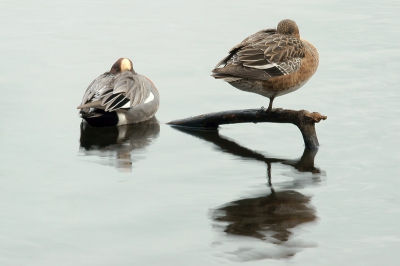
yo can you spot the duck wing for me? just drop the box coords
[78,72,152,112]
[78,73,114,113]
[212,29,305,80]
[213,29,276,68]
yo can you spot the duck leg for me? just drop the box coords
[266,162,275,193]
[266,97,275,112]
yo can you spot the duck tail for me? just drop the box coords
[211,68,242,82]
[80,109,119,127]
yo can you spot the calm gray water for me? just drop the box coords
[1,0,400,265]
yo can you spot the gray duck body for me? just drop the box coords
[77,58,160,127]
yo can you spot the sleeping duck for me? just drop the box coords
[212,19,319,112]
[77,58,160,127]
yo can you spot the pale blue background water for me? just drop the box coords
[1,0,400,265]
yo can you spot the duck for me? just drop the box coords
[211,19,319,112]
[77,58,160,127]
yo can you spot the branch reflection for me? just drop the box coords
[173,127,323,261]
[173,127,323,189]
[79,117,160,172]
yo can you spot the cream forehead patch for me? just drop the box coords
[120,58,132,71]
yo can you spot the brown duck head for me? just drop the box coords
[277,19,300,39]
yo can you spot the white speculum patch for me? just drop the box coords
[245,62,278,70]
[119,91,154,109]
[144,92,154,103]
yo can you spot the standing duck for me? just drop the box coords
[212,19,319,112]
[77,58,160,127]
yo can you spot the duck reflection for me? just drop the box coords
[212,190,316,260]
[173,128,322,260]
[79,117,160,172]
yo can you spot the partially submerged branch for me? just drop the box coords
[167,108,327,150]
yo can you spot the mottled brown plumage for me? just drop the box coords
[212,19,319,112]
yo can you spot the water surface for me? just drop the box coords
[1,0,400,265]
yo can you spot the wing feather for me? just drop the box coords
[109,97,130,110]
[78,71,153,113]
[105,95,128,111]
[212,29,305,81]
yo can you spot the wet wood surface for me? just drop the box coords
[167,108,327,149]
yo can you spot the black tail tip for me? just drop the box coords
[81,110,119,127]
